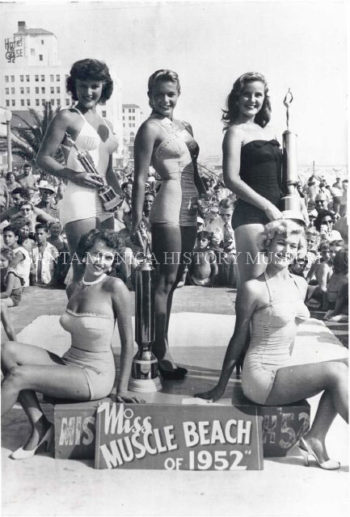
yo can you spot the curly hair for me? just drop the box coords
[258,219,306,255]
[314,210,335,232]
[66,59,113,103]
[147,69,181,97]
[76,229,120,261]
[222,72,271,129]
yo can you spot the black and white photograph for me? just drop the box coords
[0,1,348,516]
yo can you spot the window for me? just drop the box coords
[39,54,43,61]
[5,88,9,95]
[41,75,45,81]
[66,99,70,106]
[50,75,54,82]
[12,99,15,106]
[56,74,60,81]
[123,123,125,127]
[50,87,54,94]
[41,39,44,44]
[27,99,30,106]
[35,87,39,94]
[57,99,61,106]
[51,99,55,106]
[26,75,30,82]
[41,99,46,105]
[20,75,24,82]
[5,76,9,82]
[11,75,15,82]
[20,87,24,94]
[35,75,39,82]
[26,87,30,94]
[41,87,45,93]
[36,99,40,106]
[6,100,10,107]
[56,86,60,93]
[11,87,15,94]
[21,99,25,106]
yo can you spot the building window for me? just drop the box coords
[41,39,44,44]
[57,99,61,106]
[21,99,25,106]
[26,75,30,82]
[41,87,45,93]
[11,87,15,94]
[51,99,55,106]
[123,123,125,127]
[50,87,54,94]
[35,87,39,94]
[5,88,9,95]
[39,54,43,61]
[20,87,24,94]
[35,75,39,82]
[5,76,9,83]
[12,99,15,106]
[20,75,24,82]
[41,75,45,81]
[56,74,60,81]
[27,99,30,106]
[42,99,46,105]
[6,100,10,106]
[36,99,40,106]
[50,75,54,82]
[26,87,30,94]
[11,75,15,82]
[66,99,70,106]
[56,86,60,93]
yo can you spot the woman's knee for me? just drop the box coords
[155,270,178,294]
[4,365,27,388]
[1,341,20,367]
[325,361,348,387]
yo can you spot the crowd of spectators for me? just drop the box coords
[0,163,348,323]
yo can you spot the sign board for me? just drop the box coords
[94,402,263,470]
[4,36,23,63]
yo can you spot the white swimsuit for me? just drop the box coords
[59,108,118,226]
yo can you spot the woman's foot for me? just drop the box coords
[298,436,340,470]
[158,359,188,380]
[22,416,52,451]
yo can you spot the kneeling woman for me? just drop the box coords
[197,219,348,470]
[1,229,139,460]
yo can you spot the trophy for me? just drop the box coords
[65,133,122,212]
[281,90,305,224]
[128,229,162,393]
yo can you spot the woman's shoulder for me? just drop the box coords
[135,118,161,140]
[103,275,129,293]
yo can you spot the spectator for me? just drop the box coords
[2,225,31,287]
[0,247,24,307]
[0,175,9,211]
[188,231,218,287]
[315,210,342,242]
[47,221,70,288]
[36,181,59,218]
[12,201,57,233]
[30,224,59,286]
[324,250,348,321]
[330,177,343,215]
[0,187,30,224]
[339,179,348,217]
[18,163,38,190]
[306,242,333,310]
[6,172,20,195]
[314,192,329,213]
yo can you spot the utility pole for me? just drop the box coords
[0,107,13,172]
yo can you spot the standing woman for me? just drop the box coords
[132,70,206,379]
[222,72,283,286]
[37,59,120,280]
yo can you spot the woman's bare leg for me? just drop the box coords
[1,305,16,341]
[234,223,266,288]
[265,359,348,462]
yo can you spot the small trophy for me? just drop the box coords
[128,229,162,393]
[281,90,305,224]
[65,133,122,212]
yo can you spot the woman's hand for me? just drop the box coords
[264,202,283,221]
[194,384,225,402]
[116,392,145,404]
[65,169,103,189]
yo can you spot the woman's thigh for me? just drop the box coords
[2,341,65,369]
[265,360,349,406]
[234,224,266,283]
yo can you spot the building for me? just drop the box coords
[0,21,124,166]
[121,103,143,168]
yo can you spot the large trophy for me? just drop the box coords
[65,133,122,212]
[128,228,162,393]
[281,90,305,224]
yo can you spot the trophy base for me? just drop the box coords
[128,376,162,393]
[281,195,305,224]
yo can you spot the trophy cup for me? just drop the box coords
[128,229,162,393]
[65,133,122,212]
[281,90,305,224]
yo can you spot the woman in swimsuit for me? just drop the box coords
[37,59,120,280]
[1,229,140,460]
[197,219,348,470]
[222,72,284,286]
[132,70,206,379]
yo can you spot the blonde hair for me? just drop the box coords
[258,219,306,255]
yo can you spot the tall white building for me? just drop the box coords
[122,104,143,142]
[0,21,124,164]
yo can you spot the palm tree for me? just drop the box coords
[0,102,64,165]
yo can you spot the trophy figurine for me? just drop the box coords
[128,228,162,393]
[65,133,122,212]
[281,90,305,224]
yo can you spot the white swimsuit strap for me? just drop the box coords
[263,272,273,303]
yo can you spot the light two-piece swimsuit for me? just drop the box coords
[59,107,118,227]
[241,272,310,405]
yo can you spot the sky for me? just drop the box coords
[0,0,348,165]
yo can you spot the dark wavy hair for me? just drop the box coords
[76,229,120,261]
[147,69,181,99]
[66,59,113,104]
[222,72,271,129]
[314,210,335,232]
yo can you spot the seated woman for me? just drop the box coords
[188,231,218,287]
[196,219,348,470]
[1,229,141,460]
[324,250,348,321]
